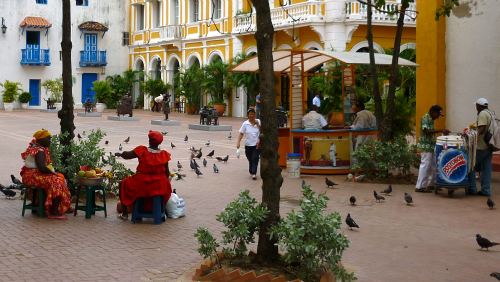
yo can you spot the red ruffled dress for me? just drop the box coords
[20,143,72,215]
[119,146,172,207]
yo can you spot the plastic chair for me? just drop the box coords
[22,186,46,217]
[131,196,165,224]
[73,184,107,219]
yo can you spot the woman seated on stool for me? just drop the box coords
[115,130,172,220]
[20,129,72,219]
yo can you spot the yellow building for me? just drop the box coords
[128,0,417,116]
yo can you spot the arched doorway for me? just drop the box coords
[151,57,162,80]
[167,56,181,112]
[133,59,145,106]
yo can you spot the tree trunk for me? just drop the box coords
[59,0,75,162]
[251,0,282,263]
[365,0,383,132]
[381,1,409,141]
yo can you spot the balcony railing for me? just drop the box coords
[160,25,182,40]
[80,51,107,67]
[345,0,417,25]
[233,1,323,34]
[20,48,50,66]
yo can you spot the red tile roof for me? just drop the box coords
[78,21,108,32]
[20,16,52,28]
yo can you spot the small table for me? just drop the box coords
[73,184,107,219]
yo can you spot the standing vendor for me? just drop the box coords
[415,105,449,193]
[350,100,377,150]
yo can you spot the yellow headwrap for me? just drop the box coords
[33,129,51,140]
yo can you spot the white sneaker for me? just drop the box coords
[252,175,257,180]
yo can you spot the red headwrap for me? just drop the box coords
[148,130,163,146]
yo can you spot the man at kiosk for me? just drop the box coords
[302,105,329,130]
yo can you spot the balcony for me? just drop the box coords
[345,0,417,26]
[80,51,107,67]
[233,1,324,34]
[20,48,50,66]
[160,25,182,41]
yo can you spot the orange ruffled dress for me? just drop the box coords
[20,143,71,215]
[119,146,172,207]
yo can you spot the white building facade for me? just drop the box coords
[0,0,129,109]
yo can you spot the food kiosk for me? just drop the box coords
[232,49,416,174]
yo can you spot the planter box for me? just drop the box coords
[21,103,29,110]
[3,102,14,111]
[95,103,106,113]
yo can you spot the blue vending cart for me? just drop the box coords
[435,135,470,196]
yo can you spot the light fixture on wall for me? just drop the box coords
[1,17,7,34]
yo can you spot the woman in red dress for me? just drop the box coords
[115,130,172,219]
[20,129,72,219]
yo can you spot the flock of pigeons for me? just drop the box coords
[318,178,500,279]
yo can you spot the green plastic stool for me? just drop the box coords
[73,184,107,219]
[22,186,46,217]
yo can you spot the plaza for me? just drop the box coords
[0,110,499,281]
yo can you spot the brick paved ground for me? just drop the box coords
[0,110,499,281]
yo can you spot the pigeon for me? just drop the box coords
[490,272,500,280]
[118,144,123,151]
[325,177,337,188]
[345,213,359,230]
[381,184,392,195]
[404,192,413,205]
[175,173,186,180]
[349,196,356,206]
[184,135,188,142]
[205,140,210,147]
[82,131,86,136]
[194,167,203,177]
[216,156,223,162]
[373,191,385,202]
[487,198,495,209]
[123,136,130,144]
[206,150,215,158]
[213,164,219,173]
[171,142,176,149]
[104,140,109,145]
[195,150,202,159]
[161,131,168,136]
[177,161,182,171]
[10,175,22,185]
[192,159,200,168]
[301,180,307,189]
[222,155,229,163]
[203,158,207,167]
[0,187,16,198]
[476,234,500,250]
[189,160,196,170]
[228,132,232,140]
[77,133,82,139]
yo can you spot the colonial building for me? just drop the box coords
[128,0,417,117]
[0,0,129,109]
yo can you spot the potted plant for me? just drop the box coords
[42,78,63,110]
[175,66,203,115]
[0,80,22,111]
[19,92,32,109]
[92,80,112,112]
[203,60,232,116]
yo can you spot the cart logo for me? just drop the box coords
[442,154,466,178]
[437,148,468,184]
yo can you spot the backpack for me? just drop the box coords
[484,109,500,152]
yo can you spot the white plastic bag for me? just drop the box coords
[236,148,241,159]
[166,192,185,218]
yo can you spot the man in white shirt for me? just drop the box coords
[302,105,328,130]
[312,94,321,108]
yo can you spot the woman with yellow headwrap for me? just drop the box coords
[20,129,71,219]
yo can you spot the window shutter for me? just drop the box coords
[122,32,130,46]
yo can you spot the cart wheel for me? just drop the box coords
[447,189,455,197]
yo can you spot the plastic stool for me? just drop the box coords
[22,186,46,217]
[131,196,165,224]
[74,184,107,219]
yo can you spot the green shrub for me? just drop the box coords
[42,78,63,102]
[142,78,171,98]
[0,80,22,103]
[50,129,133,193]
[194,227,221,268]
[352,137,419,179]
[19,92,32,103]
[93,80,113,104]
[270,185,355,282]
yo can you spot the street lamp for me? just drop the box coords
[1,17,7,34]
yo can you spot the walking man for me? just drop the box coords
[468,98,494,196]
[415,105,449,192]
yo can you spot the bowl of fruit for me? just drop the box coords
[77,166,106,186]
